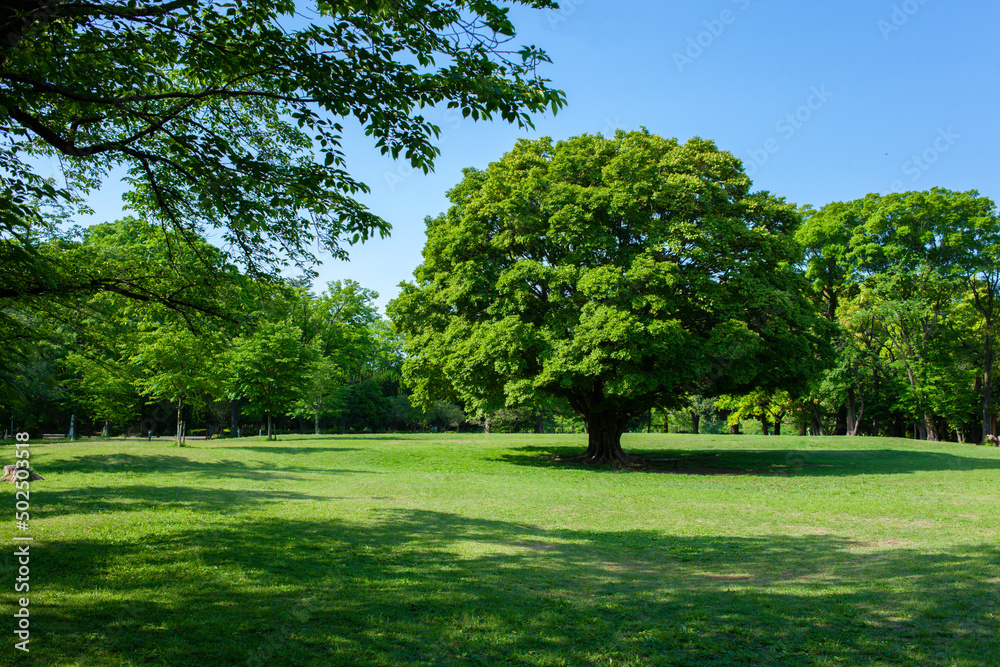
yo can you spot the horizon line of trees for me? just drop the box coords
[3,185,1000,444]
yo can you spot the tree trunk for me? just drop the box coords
[834,405,848,435]
[773,419,781,436]
[569,411,633,466]
[810,402,826,436]
[267,412,273,440]
[846,387,857,436]
[923,413,939,441]
[848,382,865,436]
[314,412,320,436]
[176,396,184,446]
[691,412,700,435]
[983,330,994,443]
[231,400,241,434]
[760,415,770,436]
[729,423,740,435]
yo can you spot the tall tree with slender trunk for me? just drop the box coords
[131,325,228,445]
[229,320,316,440]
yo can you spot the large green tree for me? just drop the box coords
[1,0,564,279]
[286,279,383,433]
[389,130,829,465]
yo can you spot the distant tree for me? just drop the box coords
[386,395,419,432]
[422,401,467,432]
[340,380,392,432]
[229,320,316,440]
[64,351,141,436]
[941,195,1000,441]
[715,390,793,436]
[291,356,344,435]
[675,395,719,434]
[390,130,830,465]
[283,280,405,433]
[307,280,382,376]
[131,325,228,445]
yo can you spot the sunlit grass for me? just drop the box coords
[3,433,999,665]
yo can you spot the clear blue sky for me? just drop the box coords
[75,1,1000,312]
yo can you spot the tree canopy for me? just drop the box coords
[1,0,565,281]
[389,130,830,465]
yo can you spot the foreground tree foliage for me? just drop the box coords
[1,0,564,278]
[390,131,830,465]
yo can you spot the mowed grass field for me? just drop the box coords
[3,433,1000,666]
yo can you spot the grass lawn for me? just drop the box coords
[3,432,1000,666]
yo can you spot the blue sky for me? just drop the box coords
[73,0,1000,312]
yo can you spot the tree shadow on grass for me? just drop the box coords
[20,509,1000,666]
[38,453,370,479]
[496,445,1000,476]
[35,484,332,518]
[236,434,432,443]
[219,446,363,455]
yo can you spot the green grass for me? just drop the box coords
[3,433,1000,666]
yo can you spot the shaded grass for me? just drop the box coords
[3,433,1000,665]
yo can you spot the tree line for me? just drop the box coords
[0,216,586,439]
[0,216,497,440]
[3,133,998,452]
